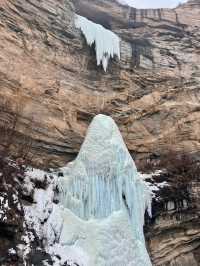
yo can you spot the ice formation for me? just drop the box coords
[23,115,152,265]
[75,15,121,71]
[59,114,152,266]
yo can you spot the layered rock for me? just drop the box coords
[145,174,200,266]
[0,0,200,166]
[0,158,26,266]
[0,1,200,264]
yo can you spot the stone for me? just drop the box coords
[0,1,200,264]
[0,0,199,167]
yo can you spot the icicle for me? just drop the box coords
[75,15,121,71]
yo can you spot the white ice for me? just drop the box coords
[59,114,152,266]
[75,15,121,71]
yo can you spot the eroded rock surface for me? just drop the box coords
[145,173,200,266]
[0,1,200,265]
[0,0,200,166]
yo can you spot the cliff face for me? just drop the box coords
[0,0,200,166]
[145,175,200,266]
[0,0,200,265]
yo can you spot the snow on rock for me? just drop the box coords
[22,168,49,198]
[48,244,89,266]
[45,204,64,246]
[75,15,121,71]
[58,114,152,266]
[26,168,48,182]
[0,193,9,222]
[8,248,17,255]
[23,169,57,240]
[23,169,86,265]
[140,171,169,196]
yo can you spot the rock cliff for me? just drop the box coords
[0,0,200,265]
[0,0,200,166]
[145,173,200,266]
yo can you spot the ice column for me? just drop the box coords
[59,115,152,266]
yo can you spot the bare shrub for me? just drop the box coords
[137,150,200,183]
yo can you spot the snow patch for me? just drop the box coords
[8,248,17,255]
[0,193,10,221]
[48,243,89,266]
[140,171,169,196]
[26,168,48,182]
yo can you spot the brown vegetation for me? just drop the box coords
[137,149,200,183]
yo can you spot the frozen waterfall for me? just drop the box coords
[75,15,121,71]
[58,114,152,266]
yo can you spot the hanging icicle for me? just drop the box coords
[75,15,121,71]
